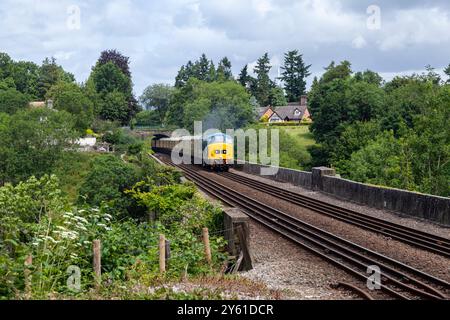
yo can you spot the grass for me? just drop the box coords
[281,126,316,150]
[53,152,101,202]
[246,124,316,171]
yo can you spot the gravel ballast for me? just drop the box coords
[201,169,450,283]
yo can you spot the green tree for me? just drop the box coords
[99,90,128,123]
[253,53,273,106]
[97,49,131,78]
[175,60,195,88]
[0,88,29,114]
[279,50,311,102]
[89,50,140,124]
[46,82,94,132]
[332,121,381,175]
[37,57,75,100]
[139,84,174,124]
[0,53,13,80]
[216,57,233,81]
[269,86,287,107]
[134,110,161,127]
[308,62,385,166]
[347,131,416,190]
[354,70,383,86]
[193,54,212,81]
[91,62,131,96]
[321,60,352,83]
[78,154,140,216]
[0,108,77,184]
[444,64,450,83]
[11,61,40,98]
[237,65,252,88]
[167,78,255,131]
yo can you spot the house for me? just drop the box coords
[29,100,54,109]
[259,95,311,123]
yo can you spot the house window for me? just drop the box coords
[270,116,281,123]
[294,110,301,116]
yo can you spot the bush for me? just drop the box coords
[128,141,144,156]
[77,155,141,217]
[135,110,160,127]
[0,88,29,114]
[0,159,227,299]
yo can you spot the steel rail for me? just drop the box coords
[158,157,449,300]
[219,171,450,258]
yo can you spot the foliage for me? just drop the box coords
[309,60,450,196]
[37,57,75,100]
[237,65,251,89]
[346,131,415,190]
[0,108,77,185]
[308,61,385,165]
[139,84,174,124]
[269,86,288,107]
[53,152,100,203]
[134,110,161,127]
[77,154,141,216]
[216,57,233,81]
[0,175,68,298]
[91,62,131,97]
[253,53,273,107]
[46,82,94,132]
[0,88,29,114]
[97,49,131,78]
[89,50,141,125]
[279,50,311,102]
[99,90,129,123]
[167,78,255,131]
[245,124,313,170]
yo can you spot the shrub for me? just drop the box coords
[77,155,141,217]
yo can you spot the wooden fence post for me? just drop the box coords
[236,224,252,271]
[165,240,171,263]
[24,255,32,297]
[93,240,101,289]
[159,234,166,273]
[202,228,212,264]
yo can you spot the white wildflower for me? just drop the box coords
[76,225,88,231]
[74,216,88,224]
[44,236,58,244]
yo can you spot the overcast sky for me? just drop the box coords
[1,0,449,95]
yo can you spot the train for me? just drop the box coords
[152,133,234,171]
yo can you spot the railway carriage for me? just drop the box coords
[152,133,234,171]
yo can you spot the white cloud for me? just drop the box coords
[0,0,449,95]
[352,35,367,49]
[377,8,450,51]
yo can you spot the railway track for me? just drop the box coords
[218,171,450,258]
[157,156,450,300]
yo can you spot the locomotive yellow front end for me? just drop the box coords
[204,133,234,171]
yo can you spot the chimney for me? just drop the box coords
[300,95,307,106]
